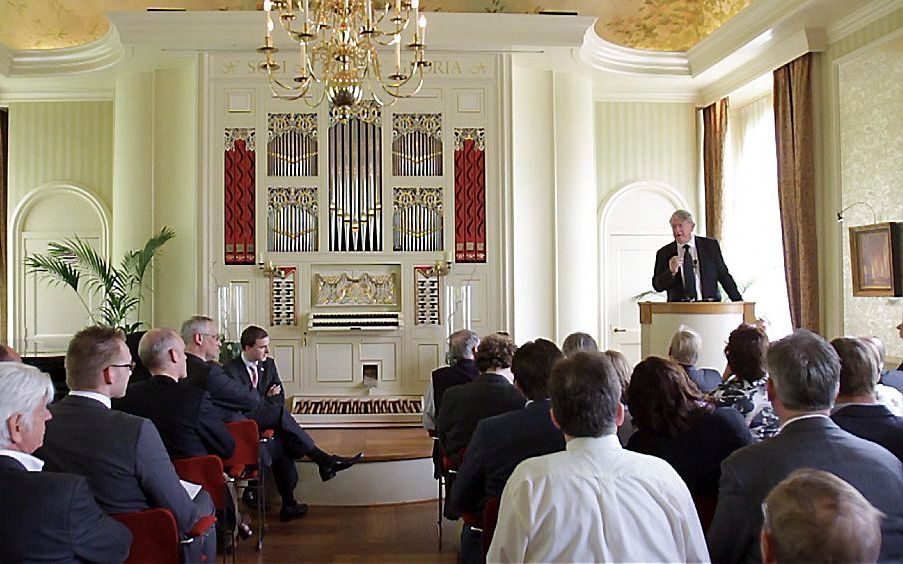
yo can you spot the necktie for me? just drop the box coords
[682,244,697,301]
[248,363,258,388]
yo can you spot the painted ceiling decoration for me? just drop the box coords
[0,0,754,52]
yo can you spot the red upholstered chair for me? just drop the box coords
[172,455,228,561]
[440,447,483,544]
[481,496,501,558]
[221,420,272,552]
[113,507,216,564]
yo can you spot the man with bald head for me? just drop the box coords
[115,327,234,460]
[652,209,742,302]
[0,344,21,362]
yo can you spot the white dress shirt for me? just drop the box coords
[0,449,45,471]
[67,390,112,408]
[487,434,709,563]
[677,234,703,300]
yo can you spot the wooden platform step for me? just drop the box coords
[305,426,433,463]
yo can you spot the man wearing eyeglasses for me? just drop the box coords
[36,326,218,562]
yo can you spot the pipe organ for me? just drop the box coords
[211,53,503,415]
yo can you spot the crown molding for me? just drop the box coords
[579,28,690,76]
[696,28,825,107]
[0,89,114,104]
[826,0,901,43]
[688,0,811,76]
[3,27,123,77]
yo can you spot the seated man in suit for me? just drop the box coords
[861,335,903,415]
[0,343,21,362]
[422,329,480,434]
[761,469,883,564]
[36,326,217,562]
[707,329,903,563]
[669,326,722,393]
[437,332,526,468]
[182,316,262,419]
[115,327,235,460]
[561,332,598,357]
[449,338,566,562]
[222,325,361,522]
[422,329,480,478]
[487,352,707,562]
[0,362,132,563]
[830,337,903,461]
[652,209,742,302]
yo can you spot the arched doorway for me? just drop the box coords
[598,181,688,364]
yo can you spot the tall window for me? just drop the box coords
[721,93,792,339]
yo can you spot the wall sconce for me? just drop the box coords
[837,201,878,224]
[424,258,452,278]
[258,259,286,278]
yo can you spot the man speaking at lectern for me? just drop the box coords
[653,210,743,302]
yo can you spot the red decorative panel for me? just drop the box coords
[224,128,256,265]
[454,128,486,263]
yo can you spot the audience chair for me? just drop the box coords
[172,455,229,561]
[440,447,483,549]
[481,496,501,559]
[222,420,272,552]
[113,507,216,564]
[693,494,718,533]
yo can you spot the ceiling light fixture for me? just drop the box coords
[258,0,431,121]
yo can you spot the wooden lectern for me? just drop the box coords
[639,302,756,371]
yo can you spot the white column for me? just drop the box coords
[553,72,598,343]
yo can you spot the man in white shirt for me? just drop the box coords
[487,351,709,563]
[707,329,903,563]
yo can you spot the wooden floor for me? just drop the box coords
[234,500,459,563]
[305,427,434,462]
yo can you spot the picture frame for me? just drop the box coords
[849,222,902,297]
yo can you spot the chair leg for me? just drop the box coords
[437,474,444,550]
[256,469,265,552]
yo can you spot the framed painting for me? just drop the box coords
[849,222,902,297]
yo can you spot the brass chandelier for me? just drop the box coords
[258,0,431,121]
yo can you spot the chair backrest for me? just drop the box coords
[113,508,180,564]
[222,419,260,478]
[172,455,226,511]
[481,496,501,558]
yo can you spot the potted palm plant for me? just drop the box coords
[25,227,176,334]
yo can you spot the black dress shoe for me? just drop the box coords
[241,489,270,510]
[237,513,253,539]
[279,502,309,522]
[318,452,363,482]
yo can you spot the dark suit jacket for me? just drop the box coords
[682,364,722,393]
[437,373,526,463]
[114,375,235,460]
[448,398,564,516]
[433,359,480,414]
[0,455,132,564]
[626,407,752,497]
[707,416,903,563]
[185,353,260,418]
[881,369,903,395]
[652,236,742,302]
[224,356,285,407]
[36,394,201,536]
[832,403,903,461]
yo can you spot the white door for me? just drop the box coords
[607,234,666,366]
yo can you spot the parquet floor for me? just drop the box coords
[234,500,460,563]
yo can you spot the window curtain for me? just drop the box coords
[0,109,7,344]
[773,53,819,332]
[722,94,792,339]
[702,98,729,241]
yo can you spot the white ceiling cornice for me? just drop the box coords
[826,0,902,43]
[579,29,690,76]
[0,27,123,78]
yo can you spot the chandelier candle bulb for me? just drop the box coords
[264,0,273,38]
[418,15,426,44]
[411,0,419,27]
[395,36,401,71]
